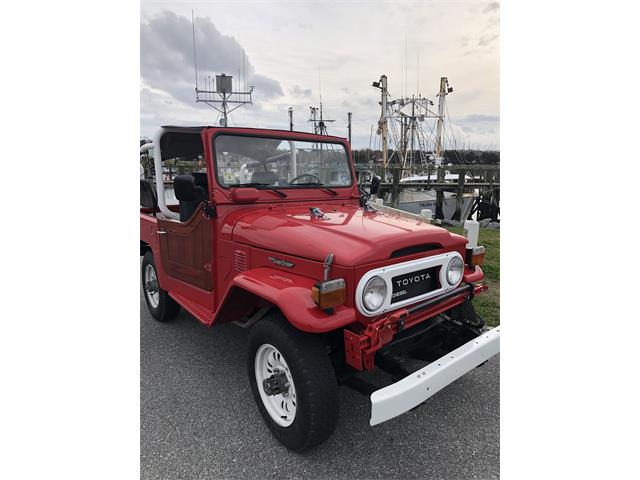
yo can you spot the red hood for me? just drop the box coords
[231,203,465,266]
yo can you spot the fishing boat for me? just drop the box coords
[372,75,474,221]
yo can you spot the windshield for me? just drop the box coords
[214,135,352,188]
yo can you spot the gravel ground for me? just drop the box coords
[141,290,500,480]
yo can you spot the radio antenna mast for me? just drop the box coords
[308,71,334,135]
[191,12,254,126]
[308,103,335,135]
[192,11,198,90]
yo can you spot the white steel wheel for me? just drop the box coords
[141,251,180,322]
[254,343,297,427]
[144,264,160,308]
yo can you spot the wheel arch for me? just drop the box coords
[212,267,356,333]
[140,240,151,257]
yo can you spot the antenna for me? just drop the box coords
[308,71,333,135]
[192,10,198,90]
[308,104,334,135]
[417,50,419,95]
[405,36,408,99]
[195,73,254,127]
[191,14,254,126]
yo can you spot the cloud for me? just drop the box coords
[460,114,500,123]
[448,114,500,149]
[140,3,499,149]
[478,33,499,47]
[289,85,312,97]
[140,11,283,108]
[483,2,500,14]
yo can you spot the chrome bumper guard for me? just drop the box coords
[370,326,500,426]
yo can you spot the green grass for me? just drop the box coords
[445,226,500,327]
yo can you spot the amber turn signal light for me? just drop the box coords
[466,245,485,267]
[311,279,346,310]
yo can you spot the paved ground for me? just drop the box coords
[141,290,500,480]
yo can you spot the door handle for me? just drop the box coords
[157,230,167,235]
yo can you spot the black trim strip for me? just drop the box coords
[406,284,473,315]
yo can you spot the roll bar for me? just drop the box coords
[145,128,179,220]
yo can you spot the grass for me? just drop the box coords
[445,225,500,327]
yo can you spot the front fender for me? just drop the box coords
[226,267,356,333]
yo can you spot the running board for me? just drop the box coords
[168,291,214,325]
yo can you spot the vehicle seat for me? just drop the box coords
[191,172,209,198]
[174,174,207,222]
[251,170,279,185]
[140,179,158,212]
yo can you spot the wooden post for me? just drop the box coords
[453,168,465,221]
[391,165,401,208]
[435,166,445,220]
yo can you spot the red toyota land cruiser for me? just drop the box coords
[140,126,500,452]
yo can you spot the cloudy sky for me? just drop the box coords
[141,0,499,150]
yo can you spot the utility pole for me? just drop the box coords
[347,112,352,144]
[288,107,294,131]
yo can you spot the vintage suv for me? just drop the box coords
[140,126,500,452]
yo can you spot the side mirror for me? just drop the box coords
[231,187,260,203]
[370,175,381,196]
[174,175,197,201]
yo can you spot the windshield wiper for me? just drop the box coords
[290,183,339,196]
[230,183,288,197]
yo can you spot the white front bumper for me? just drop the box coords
[370,326,500,426]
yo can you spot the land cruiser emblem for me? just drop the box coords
[268,256,295,268]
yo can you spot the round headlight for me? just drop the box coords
[362,276,387,312]
[446,256,464,285]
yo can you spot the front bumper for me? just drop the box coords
[370,326,500,426]
[344,282,487,371]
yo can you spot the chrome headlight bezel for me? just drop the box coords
[446,256,464,286]
[361,275,387,313]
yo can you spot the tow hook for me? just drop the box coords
[262,370,290,396]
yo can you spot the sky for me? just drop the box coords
[140,0,499,150]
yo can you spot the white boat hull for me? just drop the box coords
[392,189,474,220]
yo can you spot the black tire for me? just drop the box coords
[247,312,339,452]
[141,251,181,322]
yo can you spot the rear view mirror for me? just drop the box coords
[174,175,197,201]
[370,175,381,196]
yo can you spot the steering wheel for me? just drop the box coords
[289,173,321,185]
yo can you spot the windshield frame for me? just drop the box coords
[211,131,355,191]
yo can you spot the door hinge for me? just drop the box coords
[204,201,217,219]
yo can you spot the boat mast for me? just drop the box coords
[373,75,389,167]
[410,96,415,170]
[435,76,449,166]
